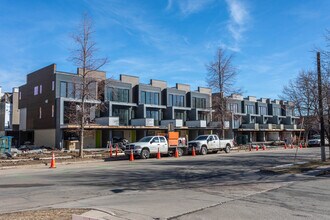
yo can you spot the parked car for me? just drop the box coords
[308,135,329,147]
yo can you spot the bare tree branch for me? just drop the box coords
[67,13,108,158]
[206,48,241,138]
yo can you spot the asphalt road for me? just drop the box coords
[0,147,329,219]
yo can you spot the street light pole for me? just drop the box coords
[317,52,326,162]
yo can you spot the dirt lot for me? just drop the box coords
[0,149,125,168]
[0,208,90,220]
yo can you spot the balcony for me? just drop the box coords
[131,118,155,127]
[161,119,183,128]
[284,124,297,130]
[95,117,119,126]
[259,124,284,130]
[186,120,207,128]
[208,121,221,128]
[240,123,259,130]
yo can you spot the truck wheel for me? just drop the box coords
[200,146,207,155]
[225,144,231,153]
[140,148,150,159]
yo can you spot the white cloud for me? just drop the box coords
[167,0,215,16]
[225,0,249,42]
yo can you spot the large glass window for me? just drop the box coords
[146,108,159,125]
[141,91,146,104]
[67,82,74,98]
[60,81,81,99]
[273,107,281,116]
[175,110,185,120]
[112,106,129,125]
[140,91,160,105]
[168,94,184,107]
[286,108,293,116]
[60,82,67,97]
[245,105,255,114]
[107,87,129,102]
[258,106,267,115]
[198,112,207,120]
[192,97,206,108]
[169,94,173,106]
[228,103,238,113]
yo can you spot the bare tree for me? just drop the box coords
[206,48,240,138]
[280,68,330,142]
[68,13,108,158]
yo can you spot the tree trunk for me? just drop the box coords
[79,127,84,158]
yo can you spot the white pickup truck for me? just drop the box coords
[124,135,186,159]
[187,134,234,155]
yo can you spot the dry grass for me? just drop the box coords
[0,208,90,220]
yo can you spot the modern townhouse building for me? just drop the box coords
[0,87,20,146]
[224,94,302,144]
[18,64,213,149]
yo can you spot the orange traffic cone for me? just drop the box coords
[262,144,266,150]
[192,147,196,156]
[299,143,302,149]
[115,144,118,157]
[256,145,259,151]
[129,149,134,161]
[109,144,113,158]
[157,148,161,159]
[49,152,56,168]
[174,147,179,158]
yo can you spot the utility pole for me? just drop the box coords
[317,52,326,162]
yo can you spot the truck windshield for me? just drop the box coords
[138,136,153,142]
[195,135,208,140]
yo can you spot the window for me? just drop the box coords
[273,107,281,116]
[141,91,146,104]
[112,107,129,125]
[169,94,173,106]
[175,110,184,120]
[39,107,42,119]
[245,105,255,114]
[286,108,293,116]
[259,106,267,115]
[19,92,21,100]
[140,91,160,105]
[168,94,184,107]
[60,81,82,99]
[39,85,42,94]
[154,93,159,105]
[159,137,166,143]
[146,108,159,125]
[107,87,129,102]
[67,83,74,98]
[60,82,67,97]
[228,103,238,113]
[52,81,55,91]
[52,105,54,118]
[192,97,206,108]
[151,137,160,143]
[146,92,151,104]
[34,86,38,95]
[198,112,207,120]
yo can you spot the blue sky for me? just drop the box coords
[1,0,330,99]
